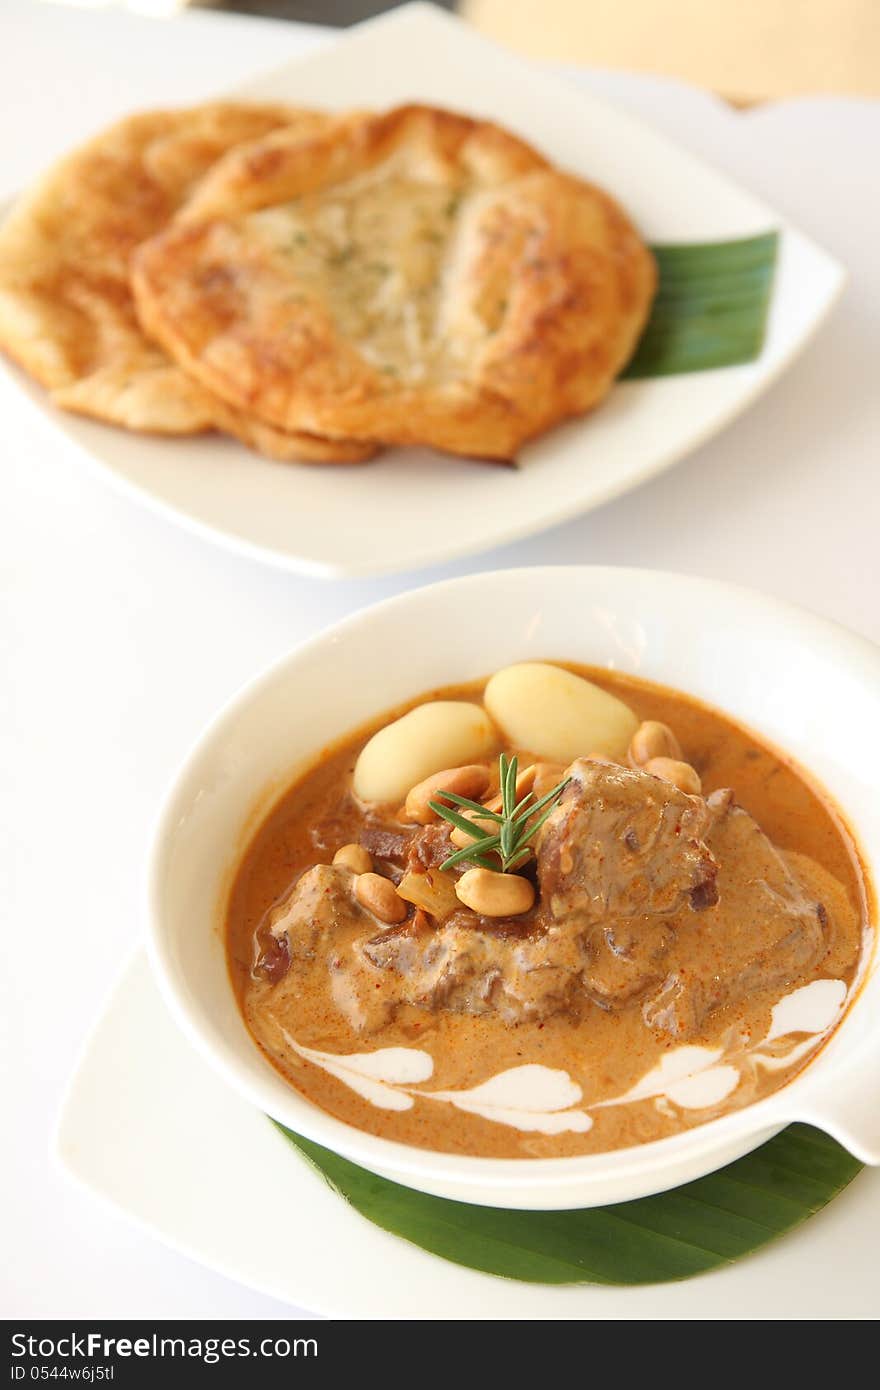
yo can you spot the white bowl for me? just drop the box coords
[148,567,880,1210]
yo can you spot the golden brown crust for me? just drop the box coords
[0,103,375,461]
[132,104,657,460]
[0,106,294,414]
[209,399,378,464]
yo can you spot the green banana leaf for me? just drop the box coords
[624,231,779,378]
[274,1121,860,1286]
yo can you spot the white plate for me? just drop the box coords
[56,951,880,1319]
[0,2,843,579]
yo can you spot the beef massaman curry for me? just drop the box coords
[226,662,871,1158]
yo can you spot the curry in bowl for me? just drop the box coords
[226,662,870,1159]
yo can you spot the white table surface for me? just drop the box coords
[2,0,879,1321]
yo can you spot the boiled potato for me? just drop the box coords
[353,701,497,804]
[484,662,638,763]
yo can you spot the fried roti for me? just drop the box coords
[0,104,376,462]
[132,104,657,460]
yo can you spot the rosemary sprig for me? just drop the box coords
[429,754,570,874]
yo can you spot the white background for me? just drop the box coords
[2,0,878,1318]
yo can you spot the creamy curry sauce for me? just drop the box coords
[226,667,871,1158]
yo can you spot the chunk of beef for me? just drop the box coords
[535,760,719,1008]
[539,760,718,920]
[361,761,721,1024]
[641,789,828,1036]
[264,770,833,1040]
[358,821,412,881]
[362,909,576,1025]
[406,822,456,873]
[355,816,456,884]
[354,819,455,885]
[358,824,409,861]
[253,931,290,985]
[261,863,405,1033]
[265,863,366,955]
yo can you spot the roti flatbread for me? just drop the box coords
[0,104,376,462]
[132,104,656,460]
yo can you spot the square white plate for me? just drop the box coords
[1,2,844,578]
[56,952,880,1319]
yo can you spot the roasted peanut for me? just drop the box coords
[332,843,373,875]
[455,867,535,917]
[628,720,682,768]
[483,763,537,814]
[449,808,499,850]
[532,762,567,798]
[355,872,407,924]
[449,761,568,849]
[404,764,491,825]
[643,756,701,796]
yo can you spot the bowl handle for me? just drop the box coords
[793,1068,880,1164]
